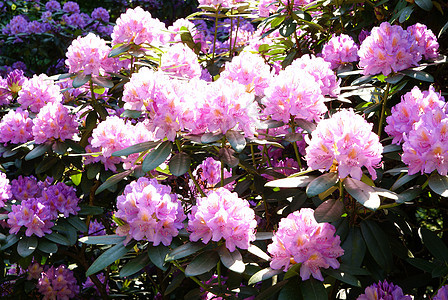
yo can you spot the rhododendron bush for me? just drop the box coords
[1,0,448,299]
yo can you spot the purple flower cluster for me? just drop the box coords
[322,34,359,69]
[433,285,448,300]
[8,198,54,237]
[41,182,80,218]
[115,177,186,246]
[268,208,344,281]
[0,173,11,208]
[305,109,383,180]
[91,7,110,23]
[18,74,62,113]
[407,23,439,60]
[357,280,411,300]
[45,0,61,12]
[88,219,106,236]
[62,1,80,14]
[191,157,233,192]
[37,265,79,299]
[2,15,28,35]
[0,108,34,145]
[188,187,257,252]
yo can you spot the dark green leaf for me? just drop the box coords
[148,244,169,271]
[87,163,101,180]
[400,69,434,82]
[37,239,58,254]
[86,241,135,276]
[322,268,361,287]
[17,236,38,257]
[341,227,366,268]
[67,216,87,232]
[109,44,132,57]
[398,6,414,23]
[120,109,142,119]
[255,280,289,300]
[278,279,303,300]
[338,264,371,276]
[279,19,297,37]
[185,251,219,277]
[344,178,380,210]
[52,141,68,155]
[91,77,114,89]
[35,156,58,174]
[164,272,185,295]
[226,130,246,153]
[396,186,422,203]
[415,0,433,11]
[351,75,373,86]
[58,72,75,80]
[72,73,91,88]
[432,263,448,278]
[406,257,436,273]
[217,245,245,273]
[200,132,224,144]
[306,172,338,197]
[428,173,448,197]
[248,267,283,285]
[25,143,51,161]
[120,253,150,278]
[300,278,327,300]
[78,205,104,216]
[62,224,77,246]
[314,198,344,223]
[439,21,448,38]
[360,220,393,271]
[166,242,206,261]
[265,175,315,188]
[169,152,191,176]
[95,170,132,195]
[0,234,19,250]
[390,174,418,191]
[382,144,402,154]
[112,141,161,157]
[65,139,86,154]
[79,235,126,245]
[420,227,448,262]
[142,141,172,172]
[45,232,71,246]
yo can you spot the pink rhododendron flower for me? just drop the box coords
[305,109,383,180]
[7,198,54,237]
[32,102,78,144]
[18,74,62,113]
[160,43,202,79]
[357,280,411,300]
[115,177,186,246]
[168,18,208,52]
[191,157,234,193]
[267,208,344,281]
[187,187,257,252]
[37,265,79,299]
[358,22,420,76]
[407,23,439,60]
[0,108,34,145]
[40,182,80,218]
[322,34,359,69]
[0,173,11,208]
[10,175,48,201]
[385,86,445,144]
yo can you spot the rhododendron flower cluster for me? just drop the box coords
[45,0,61,12]
[385,86,445,144]
[322,34,359,69]
[6,69,27,95]
[40,182,80,218]
[191,157,233,193]
[18,74,62,113]
[168,18,208,52]
[37,265,79,299]
[407,23,439,60]
[0,108,34,145]
[63,1,80,14]
[10,175,51,201]
[8,198,55,237]
[401,106,448,175]
[88,219,106,236]
[111,6,167,46]
[433,285,448,300]
[115,177,186,246]
[262,65,327,123]
[27,262,44,280]
[358,22,420,76]
[32,102,78,144]
[160,43,202,79]
[187,187,257,252]
[0,173,11,208]
[305,109,383,180]
[267,208,344,281]
[357,280,411,300]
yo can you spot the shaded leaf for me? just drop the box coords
[361,220,393,271]
[95,170,132,195]
[314,198,344,223]
[341,227,366,268]
[295,118,317,133]
[401,69,434,82]
[185,251,219,277]
[248,267,282,285]
[121,109,142,119]
[67,216,88,233]
[420,227,448,262]
[45,232,71,246]
[112,141,161,157]
[148,244,169,271]
[406,257,437,273]
[265,176,315,188]
[344,178,380,210]
[78,205,104,216]
[415,0,432,11]
[219,148,239,168]
[255,232,274,241]
[396,186,422,203]
[86,241,135,276]
[428,173,448,197]
[278,279,303,300]
[0,235,19,250]
[79,235,126,245]
[399,6,414,23]
[72,73,91,88]
[142,141,172,172]
[166,242,206,261]
[109,44,132,57]
[385,73,404,84]
[25,143,51,161]
[255,280,289,300]
[226,130,246,153]
[201,132,224,144]
[37,239,58,254]
[165,272,185,295]
[169,152,191,176]
[120,254,150,278]
[17,236,38,257]
[306,172,338,197]
[91,77,114,89]
[323,268,361,287]
[391,174,418,191]
[218,246,245,273]
[301,278,327,300]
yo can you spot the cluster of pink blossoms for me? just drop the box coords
[0,172,11,208]
[267,208,344,281]
[37,265,79,299]
[115,177,186,246]
[322,34,359,69]
[0,108,34,145]
[407,23,439,60]
[188,187,257,252]
[160,43,202,79]
[385,86,445,144]
[18,74,62,113]
[357,280,411,300]
[434,285,448,300]
[305,109,383,180]
[168,18,208,53]
[191,157,234,193]
[0,69,26,106]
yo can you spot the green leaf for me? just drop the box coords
[255,280,289,300]
[432,263,448,278]
[17,236,38,257]
[406,257,437,273]
[79,235,126,245]
[0,234,19,250]
[341,227,366,268]
[295,118,316,133]
[86,241,135,276]
[360,220,393,271]
[265,176,315,188]
[201,132,224,144]
[390,174,418,191]
[415,0,433,11]
[109,44,132,57]
[382,144,402,154]
[147,244,169,271]
[37,239,58,254]
[87,163,101,180]
[78,205,104,216]
[120,109,142,119]
[166,242,206,261]
[300,278,327,300]
[400,69,434,82]
[142,141,172,172]
[322,268,361,287]
[35,156,58,174]
[306,172,338,197]
[278,279,303,300]
[45,232,71,246]
[398,6,414,23]
[67,216,88,232]
[385,73,404,84]
[62,223,77,246]
[351,75,374,86]
[344,178,380,210]
[25,143,51,161]
[91,77,114,89]
[72,73,91,88]
[95,170,132,195]
[120,253,150,278]
[248,267,283,285]
[420,227,448,262]
[217,245,245,273]
[185,251,219,277]
[71,173,82,186]
[396,186,422,203]
[279,19,297,37]
[164,272,185,295]
[112,141,161,157]
[439,21,448,38]
[52,141,68,155]
[226,130,246,153]
[314,198,344,223]
[169,152,191,176]
[428,173,448,197]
